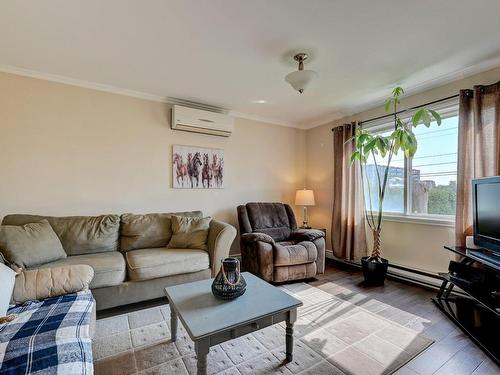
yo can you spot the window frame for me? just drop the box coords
[361,97,459,226]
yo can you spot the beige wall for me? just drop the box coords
[0,72,307,254]
[3,65,500,270]
[306,65,500,274]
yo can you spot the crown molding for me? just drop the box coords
[228,110,300,128]
[0,64,174,103]
[0,64,297,128]
[299,55,500,130]
[3,55,500,132]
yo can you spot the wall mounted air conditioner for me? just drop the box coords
[171,105,234,137]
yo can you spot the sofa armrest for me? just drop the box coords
[290,229,325,242]
[240,232,275,245]
[11,264,94,305]
[207,219,237,277]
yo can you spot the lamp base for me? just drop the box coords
[301,221,311,229]
[301,206,311,229]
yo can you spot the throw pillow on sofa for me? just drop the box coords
[0,262,16,319]
[167,215,211,250]
[0,219,66,268]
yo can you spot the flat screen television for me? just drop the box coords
[473,176,500,255]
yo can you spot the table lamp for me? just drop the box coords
[295,189,315,229]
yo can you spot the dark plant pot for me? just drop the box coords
[361,256,389,285]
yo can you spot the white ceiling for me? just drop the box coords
[1,0,500,129]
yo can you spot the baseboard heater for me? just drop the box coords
[234,251,459,294]
[325,250,456,292]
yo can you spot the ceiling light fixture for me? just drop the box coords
[285,53,318,94]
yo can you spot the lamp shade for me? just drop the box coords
[285,70,318,93]
[295,189,315,206]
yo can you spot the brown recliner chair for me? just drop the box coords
[237,202,325,282]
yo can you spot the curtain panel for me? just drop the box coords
[456,81,500,245]
[331,122,367,261]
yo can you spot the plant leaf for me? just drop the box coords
[392,86,404,97]
[429,109,442,125]
[384,98,392,112]
[351,151,360,164]
[404,132,418,158]
[412,109,424,126]
[356,133,370,148]
[376,137,387,158]
[363,138,376,156]
[421,110,432,127]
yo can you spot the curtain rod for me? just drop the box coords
[331,93,459,131]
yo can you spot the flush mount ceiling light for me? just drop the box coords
[285,53,318,94]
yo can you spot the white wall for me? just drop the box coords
[306,65,500,274]
[0,72,307,254]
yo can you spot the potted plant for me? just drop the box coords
[351,87,441,285]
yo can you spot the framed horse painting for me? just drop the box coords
[172,145,224,189]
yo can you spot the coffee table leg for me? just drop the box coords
[286,309,297,362]
[195,339,209,375]
[170,308,178,342]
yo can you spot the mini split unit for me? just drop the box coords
[171,105,234,137]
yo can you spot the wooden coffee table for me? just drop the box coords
[164,272,302,375]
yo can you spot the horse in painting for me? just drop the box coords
[202,153,212,188]
[213,157,224,188]
[173,153,188,187]
[188,152,203,188]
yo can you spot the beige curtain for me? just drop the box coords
[331,122,367,260]
[455,81,500,245]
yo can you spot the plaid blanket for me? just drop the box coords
[0,291,94,375]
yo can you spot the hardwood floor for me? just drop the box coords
[98,259,499,374]
[312,260,499,375]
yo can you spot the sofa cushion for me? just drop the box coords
[167,216,211,251]
[2,214,120,256]
[245,203,292,242]
[273,241,318,266]
[39,252,126,289]
[0,220,67,268]
[125,248,209,281]
[120,211,203,252]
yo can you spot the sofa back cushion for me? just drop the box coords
[0,220,67,268]
[120,211,203,252]
[2,214,120,256]
[243,202,297,242]
[167,215,211,251]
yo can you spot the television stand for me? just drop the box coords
[433,246,500,365]
[467,248,500,269]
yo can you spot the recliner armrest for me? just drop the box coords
[240,232,275,245]
[290,229,325,242]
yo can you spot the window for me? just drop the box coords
[364,129,405,214]
[362,98,459,222]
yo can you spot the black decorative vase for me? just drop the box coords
[212,257,246,300]
[361,257,389,285]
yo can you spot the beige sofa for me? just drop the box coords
[1,211,236,310]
